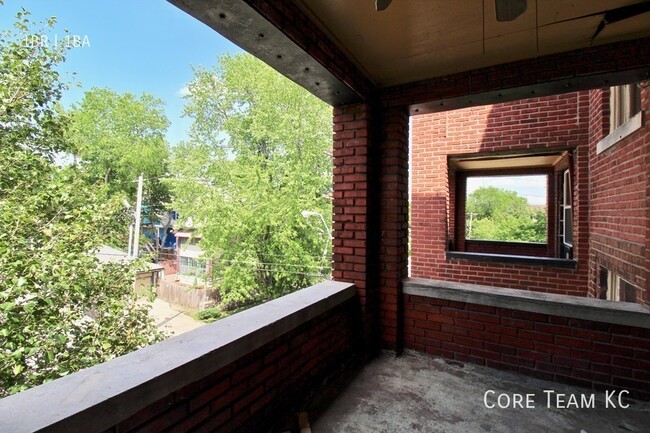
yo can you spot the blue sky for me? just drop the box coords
[0,0,242,145]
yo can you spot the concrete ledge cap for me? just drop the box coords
[0,281,356,433]
[404,278,650,329]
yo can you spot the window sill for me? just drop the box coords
[446,251,577,268]
[596,110,643,155]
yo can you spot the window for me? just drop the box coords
[609,83,641,132]
[597,83,643,154]
[449,150,575,262]
[603,268,638,303]
[561,170,572,246]
[465,175,547,243]
[556,169,573,259]
[179,256,206,277]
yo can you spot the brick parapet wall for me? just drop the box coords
[588,82,650,305]
[404,293,650,400]
[411,92,590,295]
[105,297,361,433]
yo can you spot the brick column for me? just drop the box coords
[333,103,380,347]
[377,106,410,352]
[332,103,410,352]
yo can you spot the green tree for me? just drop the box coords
[0,7,162,397]
[67,88,171,248]
[168,54,332,308]
[467,186,546,243]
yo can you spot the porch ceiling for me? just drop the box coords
[294,0,650,87]
[169,0,650,106]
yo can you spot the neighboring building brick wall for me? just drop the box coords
[105,298,361,433]
[404,294,650,400]
[588,82,650,306]
[411,92,590,296]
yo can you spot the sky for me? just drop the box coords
[467,175,547,206]
[0,0,242,145]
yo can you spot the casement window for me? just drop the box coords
[558,169,572,258]
[609,83,641,131]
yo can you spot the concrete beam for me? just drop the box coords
[168,0,370,106]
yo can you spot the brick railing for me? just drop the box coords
[0,281,360,433]
[403,278,650,399]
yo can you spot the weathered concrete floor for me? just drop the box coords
[310,351,650,433]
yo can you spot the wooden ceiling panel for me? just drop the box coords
[289,1,650,87]
[537,0,642,26]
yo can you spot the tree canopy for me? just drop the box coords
[67,88,171,247]
[0,7,162,396]
[466,186,546,243]
[168,54,332,308]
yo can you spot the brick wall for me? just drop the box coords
[411,92,590,296]
[102,298,360,433]
[588,82,650,306]
[404,294,650,399]
[333,103,410,351]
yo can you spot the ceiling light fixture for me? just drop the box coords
[375,0,392,12]
[495,0,527,22]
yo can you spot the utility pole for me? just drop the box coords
[127,223,134,258]
[133,174,144,258]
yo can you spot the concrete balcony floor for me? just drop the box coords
[310,352,650,433]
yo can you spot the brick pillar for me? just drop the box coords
[377,106,409,352]
[332,103,410,352]
[333,103,380,348]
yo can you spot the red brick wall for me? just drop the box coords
[411,92,590,296]
[103,298,360,433]
[588,82,650,306]
[404,294,650,399]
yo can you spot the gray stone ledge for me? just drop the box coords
[404,278,650,329]
[0,281,356,433]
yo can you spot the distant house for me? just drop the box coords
[142,209,178,256]
[95,245,164,292]
[174,230,211,286]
